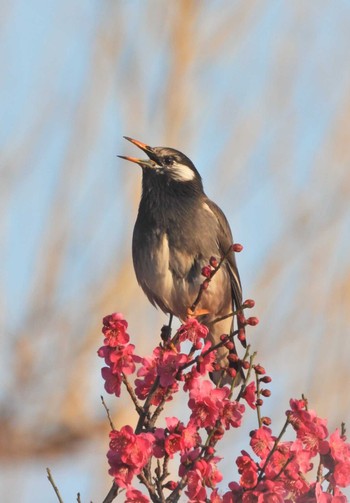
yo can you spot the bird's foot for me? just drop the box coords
[160,324,172,341]
[186,307,210,319]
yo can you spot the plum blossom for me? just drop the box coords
[242,381,257,409]
[107,425,154,488]
[188,379,227,428]
[177,318,209,347]
[102,312,129,346]
[125,488,150,503]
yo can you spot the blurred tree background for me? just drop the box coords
[1,1,350,501]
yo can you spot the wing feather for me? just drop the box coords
[203,198,243,313]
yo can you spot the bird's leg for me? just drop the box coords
[160,313,173,342]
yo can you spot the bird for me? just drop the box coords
[119,137,244,385]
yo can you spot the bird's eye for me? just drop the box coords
[163,156,174,166]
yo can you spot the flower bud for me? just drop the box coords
[256,398,263,406]
[232,243,243,252]
[261,389,271,397]
[237,329,246,344]
[227,368,237,378]
[164,481,178,490]
[209,256,219,268]
[262,416,272,426]
[260,375,272,383]
[243,299,255,308]
[220,334,229,342]
[225,341,235,350]
[237,334,246,345]
[228,353,239,363]
[201,266,212,278]
[242,360,250,370]
[246,316,259,326]
[206,446,215,456]
[202,280,210,290]
[254,364,266,375]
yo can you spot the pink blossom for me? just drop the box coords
[236,452,259,489]
[135,355,157,400]
[177,318,209,345]
[332,460,350,487]
[242,381,257,409]
[197,340,216,374]
[329,429,350,463]
[210,489,223,502]
[288,401,328,456]
[314,482,334,502]
[188,380,227,428]
[157,350,188,387]
[109,344,137,375]
[250,427,274,459]
[180,423,201,452]
[221,399,245,430]
[101,366,122,396]
[135,348,180,404]
[163,417,201,456]
[290,439,313,474]
[152,428,165,458]
[263,444,291,480]
[107,425,154,488]
[185,458,223,501]
[97,344,112,363]
[186,468,207,501]
[195,458,223,487]
[222,482,243,502]
[125,488,150,503]
[102,312,129,346]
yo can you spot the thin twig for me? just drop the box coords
[255,369,262,428]
[228,344,251,400]
[273,456,293,480]
[150,392,171,428]
[138,471,158,502]
[101,395,115,430]
[235,347,254,401]
[179,329,238,372]
[122,373,143,414]
[190,244,233,312]
[46,468,64,503]
[135,376,160,434]
[258,417,290,483]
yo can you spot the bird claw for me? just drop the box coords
[186,307,210,319]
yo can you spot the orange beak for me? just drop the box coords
[118,136,161,166]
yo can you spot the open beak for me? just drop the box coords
[118,136,161,167]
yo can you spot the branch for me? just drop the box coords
[101,395,115,430]
[102,482,119,503]
[46,468,64,503]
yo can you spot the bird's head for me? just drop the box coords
[119,137,202,186]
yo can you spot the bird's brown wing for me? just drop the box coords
[203,197,243,314]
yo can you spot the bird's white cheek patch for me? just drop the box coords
[170,163,196,182]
